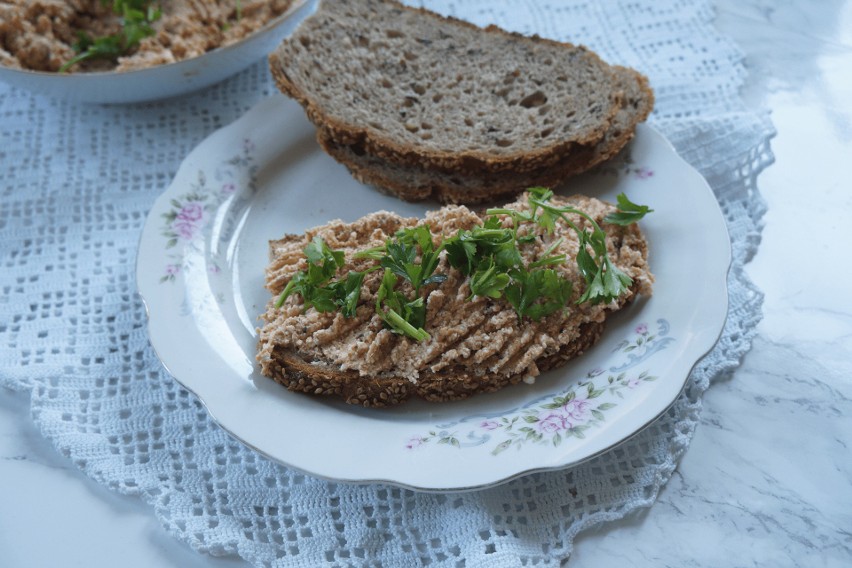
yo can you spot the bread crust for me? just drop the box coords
[268,0,625,175]
[264,320,605,406]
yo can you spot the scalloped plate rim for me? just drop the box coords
[136,95,731,491]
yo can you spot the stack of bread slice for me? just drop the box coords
[269,0,654,204]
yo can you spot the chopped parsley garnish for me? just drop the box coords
[355,225,446,338]
[469,258,511,300]
[604,193,655,226]
[274,189,651,340]
[274,235,370,315]
[378,225,447,294]
[505,268,574,321]
[59,1,162,73]
[375,268,430,341]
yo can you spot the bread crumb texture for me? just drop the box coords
[269,0,654,203]
[271,0,621,161]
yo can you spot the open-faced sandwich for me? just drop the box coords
[257,189,653,407]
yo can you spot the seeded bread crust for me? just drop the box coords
[263,321,605,406]
[316,67,654,204]
[268,0,625,175]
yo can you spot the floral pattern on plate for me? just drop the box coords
[593,149,655,180]
[159,138,258,283]
[406,319,674,455]
[137,98,730,489]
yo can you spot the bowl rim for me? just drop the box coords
[0,0,310,79]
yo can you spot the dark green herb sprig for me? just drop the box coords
[505,268,574,321]
[274,189,651,341]
[354,225,447,339]
[486,188,652,306]
[59,1,162,73]
[440,202,572,320]
[378,225,447,295]
[274,236,374,317]
[604,193,654,226]
[375,269,430,341]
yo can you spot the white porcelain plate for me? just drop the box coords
[137,95,730,491]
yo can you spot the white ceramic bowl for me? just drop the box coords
[0,0,317,104]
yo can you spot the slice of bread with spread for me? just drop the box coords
[268,0,654,203]
[257,193,653,407]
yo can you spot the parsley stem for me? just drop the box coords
[531,198,606,236]
[382,308,430,341]
[353,245,386,260]
[541,236,565,257]
[529,254,567,269]
[274,278,298,308]
[472,228,512,239]
[485,208,533,224]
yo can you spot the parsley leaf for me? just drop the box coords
[505,268,573,321]
[274,236,345,310]
[375,269,430,340]
[469,258,511,299]
[407,227,448,290]
[381,241,417,281]
[604,193,654,225]
[525,192,650,305]
[443,230,478,276]
[327,271,367,318]
[60,1,162,73]
[305,235,345,266]
[367,225,447,294]
[443,220,520,276]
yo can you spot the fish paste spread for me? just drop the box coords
[0,0,294,72]
[257,195,653,389]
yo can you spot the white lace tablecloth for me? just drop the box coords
[0,1,773,566]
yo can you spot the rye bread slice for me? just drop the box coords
[256,194,654,407]
[268,0,623,175]
[317,66,654,204]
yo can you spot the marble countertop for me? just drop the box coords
[1,1,850,566]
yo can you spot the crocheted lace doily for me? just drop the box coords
[0,0,772,565]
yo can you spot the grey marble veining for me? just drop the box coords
[570,1,852,566]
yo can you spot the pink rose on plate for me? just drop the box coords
[165,264,180,276]
[536,411,570,434]
[405,436,426,450]
[635,323,648,335]
[626,376,642,389]
[221,183,236,195]
[563,393,591,424]
[172,219,198,240]
[634,167,654,179]
[480,420,500,431]
[177,201,204,222]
